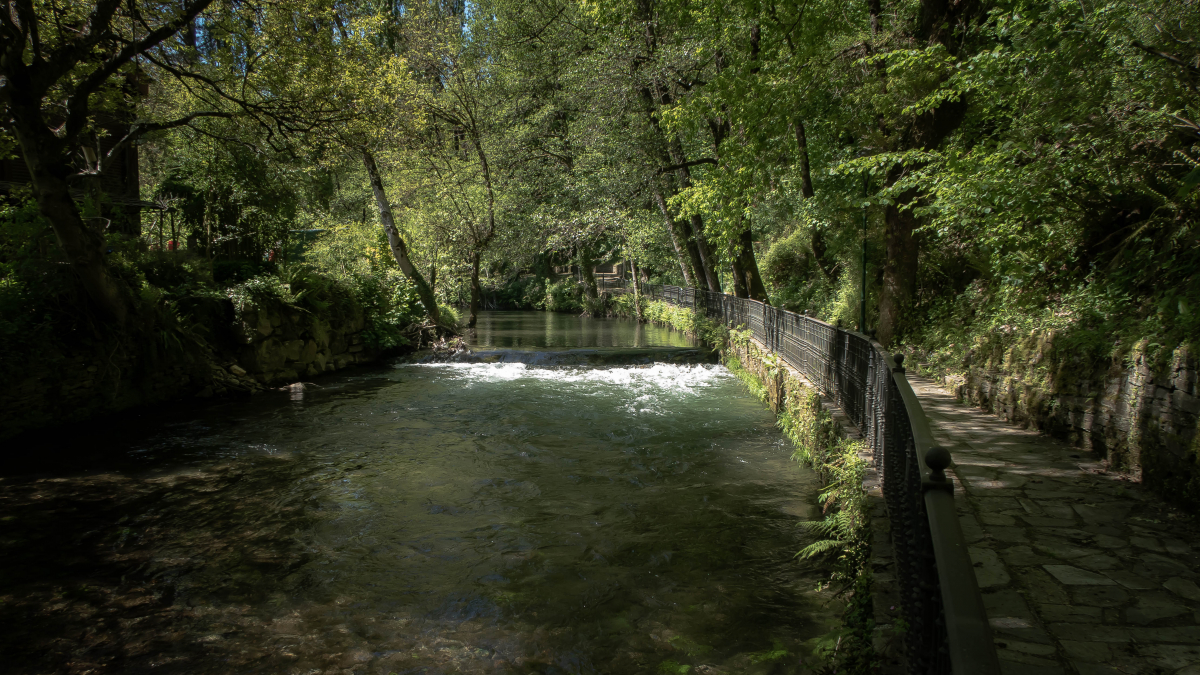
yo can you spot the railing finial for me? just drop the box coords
[892,353,906,373]
[925,445,952,483]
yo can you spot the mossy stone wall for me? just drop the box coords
[0,298,381,439]
[919,334,1199,504]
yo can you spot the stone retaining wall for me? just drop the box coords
[916,336,1199,504]
[0,298,383,439]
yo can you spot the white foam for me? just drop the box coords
[411,362,732,396]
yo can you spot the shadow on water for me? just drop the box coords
[0,311,843,674]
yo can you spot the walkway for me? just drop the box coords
[910,375,1200,675]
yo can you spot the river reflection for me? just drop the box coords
[469,310,695,350]
[0,312,841,674]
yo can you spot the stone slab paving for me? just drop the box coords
[909,375,1200,675]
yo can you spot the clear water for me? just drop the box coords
[0,312,840,674]
[469,310,694,350]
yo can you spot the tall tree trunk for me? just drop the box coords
[578,248,599,314]
[731,255,748,298]
[689,215,721,292]
[680,218,706,288]
[869,0,975,345]
[629,258,642,318]
[652,186,697,286]
[735,227,770,303]
[13,125,128,324]
[877,200,919,347]
[794,120,815,199]
[361,148,445,329]
[468,250,482,328]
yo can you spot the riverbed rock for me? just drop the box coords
[255,338,286,372]
[331,334,347,355]
[282,339,304,361]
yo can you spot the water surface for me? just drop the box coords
[0,311,839,674]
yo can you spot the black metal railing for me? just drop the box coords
[644,284,1000,675]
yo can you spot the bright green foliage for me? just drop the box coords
[641,301,730,348]
[5,0,1196,379]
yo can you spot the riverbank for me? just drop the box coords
[0,259,428,440]
[639,298,888,672]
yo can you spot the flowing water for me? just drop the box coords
[0,312,841,675]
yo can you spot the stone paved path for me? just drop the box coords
[909,375,1200,675]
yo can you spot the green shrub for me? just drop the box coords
[544,278,582,313]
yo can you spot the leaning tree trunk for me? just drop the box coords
[361,148,445,330]
[13,127,129,324]
[629,258,643,318]
[652,186,697,287]
[468,251,482,328]
[689,214,722,293]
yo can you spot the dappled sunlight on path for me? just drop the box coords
[911,376,1200,675]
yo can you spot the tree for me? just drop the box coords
[1,0,216,322]
[1,0,351,323]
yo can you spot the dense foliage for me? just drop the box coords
[1,0,1197,358]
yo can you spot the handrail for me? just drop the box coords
[644,284,1000,675]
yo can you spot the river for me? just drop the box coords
[0,311,841,674]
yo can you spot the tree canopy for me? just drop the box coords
[2,0,1197,349]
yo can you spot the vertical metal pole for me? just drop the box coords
[860,171,868,333]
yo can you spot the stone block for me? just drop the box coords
[971,546,1011,588]
[1073,554,1120,572]
[1104,570,1158,590]
[255,338,286,372]
[982,513,1018,526]
[1134,554,1192,580]
[282,340,304,361]
[1040,604,1102,623]
[1002,545,1053,567]
[331,334,347,355]
[1060,640,1113,663]
[1164,577,1200,602]
[1140,644,1200,672]
[300,340,318,364]
[1043,565,1116,586]
[1126,592,1188,625]
[1034,539,1094,560]
[1068,585,1128,608]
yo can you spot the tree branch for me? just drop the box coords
[99,111,234,172]
[656,158,717,175]
[61,0,215,144]
[34,0,122,92]
[1131,41,1200,77]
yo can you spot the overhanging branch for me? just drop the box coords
[656,158,717,175]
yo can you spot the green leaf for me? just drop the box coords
[1177,167,1200,198]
